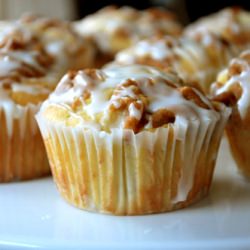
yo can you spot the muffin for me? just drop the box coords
[36,65,230,215]
[211,50,250,179]
[185,7,250,51]
[0,15,95,182]
[109,34,237,93]
[74,6,183,67]
[0,27,57,182]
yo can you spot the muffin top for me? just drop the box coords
[0,14,95,71]
[0,13,97,109]
[74,6,182,55]
[0,26,57,107]
[111,34,234,92]
[212,50,250,118]
[40,65,221,133]
[185,7,250,48]
[16,14,93,63]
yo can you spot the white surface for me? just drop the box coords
[0,138,250,250]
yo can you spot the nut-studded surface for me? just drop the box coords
[41,65,220,133]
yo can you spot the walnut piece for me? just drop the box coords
[212,91,237,106]
[180,86,210,109]
[152,109,175,128]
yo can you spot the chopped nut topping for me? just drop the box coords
[228,82,243,100]
[84,68,104,81]
[1,81,11,90]
[0,37,25,50]
[229,59,248,76]
[36,50,54,68]
[152,109,175,128]
[124,116,140,131]
[47,65,220,133]
[0,28,55,82]
[72,98,83,111]
[212,91,238,106]
[67,70,78,80]
[110,79,148,113]
[180,86,210,109]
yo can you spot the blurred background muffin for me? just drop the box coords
[0,15,95,182]
[211,49,250,179]
[74,6,183,67]
[108,34,238,93]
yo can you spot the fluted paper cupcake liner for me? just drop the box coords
[37,108,230,215]
[0,103,50,182]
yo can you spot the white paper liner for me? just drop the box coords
[0,103,50,182]
[36,106,230,215]
[0,101,40,137]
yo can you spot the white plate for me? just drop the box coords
[0,138,250,250]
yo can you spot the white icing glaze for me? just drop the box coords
[116,38,176,63]
[114,36,215,90]
[135,40,172,60]
[128,102,142,120]
[46,41,64,56]
[116,36,216,70]
[0,56,20,75]
[9,51,43,71]
[0,23,17,43]
[114,33,240,93]
[11,83,50,95]
[42,65,220,131]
